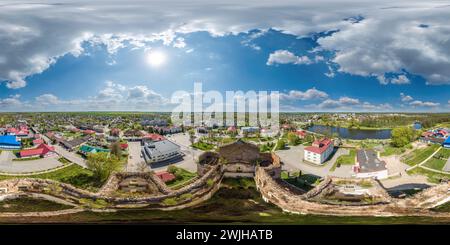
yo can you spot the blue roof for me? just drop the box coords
[444,137,450,144]
[0,135,21,146]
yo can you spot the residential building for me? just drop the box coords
[304,138,334,164]
[19,144,56,158]
[79,145,110,156]
[443,137,450,149]
[241,126,260,135]
[142,139,183,164]
[155,171,176,183]
[0,135,21,149]
[353,149,388,179]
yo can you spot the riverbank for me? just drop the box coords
[311,122,392,131]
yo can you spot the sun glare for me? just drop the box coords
[146,50,167,67]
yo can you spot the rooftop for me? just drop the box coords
[305,138,333,154]
[356,149,387,173]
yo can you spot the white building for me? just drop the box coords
[353,149,388,179]
[304,138,334,164]
[142,139,183,164]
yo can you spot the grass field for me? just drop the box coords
[166,167,198,188]
[0,197,73,212]
[191,141,215,151]
[381,145,409,157]
[0,164,101,190]
[330,149,356,172]
[402,144,440,166]
[407,167,450,184]
[423,158,447,171]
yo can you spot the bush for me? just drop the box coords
[206,178,214,187]
[162,198,177,206]
[179,193,193,201]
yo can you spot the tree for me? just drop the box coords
[390,126,415,147]
[275,139,286,150]
[86,152,121,183]
[109,142,122,157]
[287,132,300,146]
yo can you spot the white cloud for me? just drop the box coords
[281,87,328,101]
[0,80,172,112]
[400,92,413,102]
[318,5,450,85]
[266,50,312,65]
[378,74,410,85]
[1,0,450,88]
[35,94,60,105]
[409,100,440,107]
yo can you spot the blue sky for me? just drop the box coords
[0,1,449,112]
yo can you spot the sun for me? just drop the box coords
[146,50,167,67]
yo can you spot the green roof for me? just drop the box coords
[79,145,110,154]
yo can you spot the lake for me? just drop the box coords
[307,125,392,140]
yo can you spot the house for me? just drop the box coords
[6,127,29,138]
[0,135,21,150]
[155,126,182,135]
[143,133,166,142]
[83,129,96,135]
[120,143,128,150]
[59,135,91,151]
[79,145,110,156]
[227,126,237,133]
[19,144,56,158]
[241,126,260,135]
[260,128,278,138]
[142,139,183,164]
[32,138,44,146]
[304,138,334,164]
[110,128,120,137]
[155,171,176,182]
[443,137,450,149]
[123,129,145,141]
[294,130,307,139]
[353,149,388,179]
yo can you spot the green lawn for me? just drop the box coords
[402,144,440,166]
[0,197,73,212]
[407,167,450,184]
[423,158,447,171]
[166,167,198,189]
[330,149,356,172]
[281,171,320,191]
[191,141,215,151]
[381,145,407,156]
[0,164,101,190]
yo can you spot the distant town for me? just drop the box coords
[0,112,449,222]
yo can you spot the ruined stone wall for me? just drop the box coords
[254,166,450,217]
[0,164,225,209]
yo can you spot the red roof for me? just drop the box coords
[156,171,176,182]
[305,138,333,154]
[32,139,44,145]
[422,131,434,137]
[83,130,96,135]
[19,144,55,158]
[294,130,306,137]
[143,133,165,141]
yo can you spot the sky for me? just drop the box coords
[0,0,449,112]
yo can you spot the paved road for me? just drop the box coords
[126,141,144,172]
[276,145,351,178]
[53,144,87,168]
[0,152,63,173]
[40,133,88,168]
